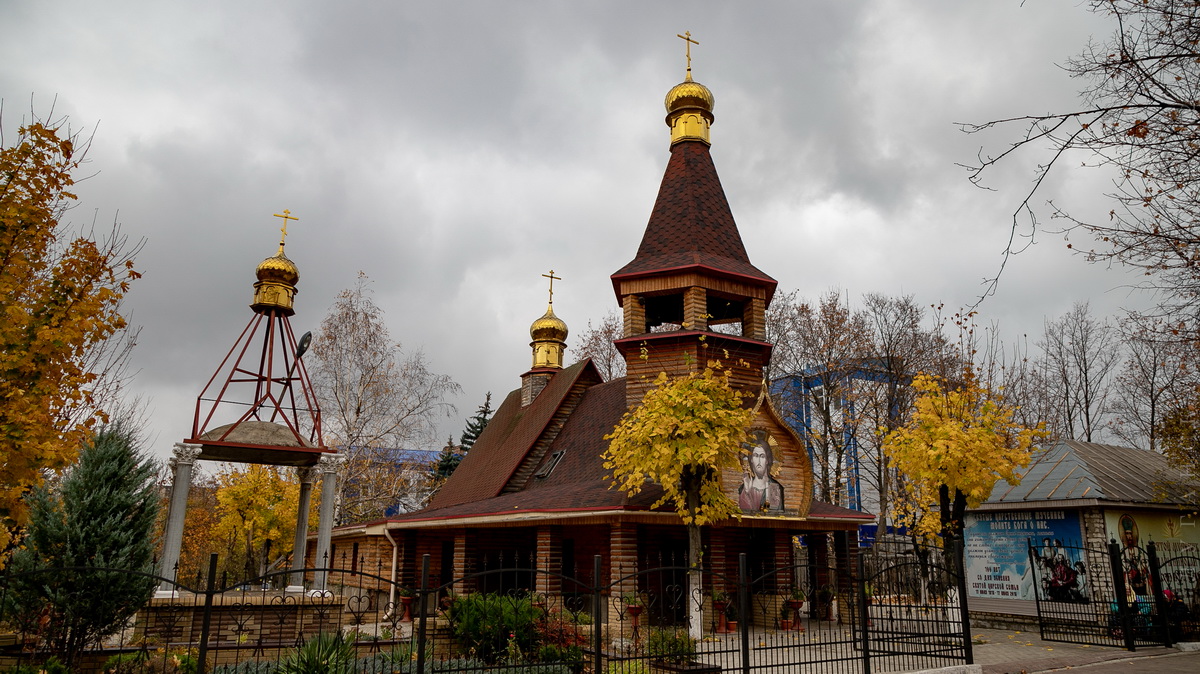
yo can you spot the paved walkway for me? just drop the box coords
[972,627,1199,674]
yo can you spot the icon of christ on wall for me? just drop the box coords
[738,430,784,513]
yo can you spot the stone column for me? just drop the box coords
[312,453,343,592]
[287,466,317,592]
[156,443,202,597]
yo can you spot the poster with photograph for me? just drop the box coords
[964,510,1086,601]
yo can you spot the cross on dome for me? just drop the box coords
[677,31,699,78]
[542,269,561,304]
[273,209,298,253]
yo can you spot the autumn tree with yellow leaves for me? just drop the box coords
[604,364,753,640]
[0,119,139,560]
[213,464,318,581]
[884,369,1043,540]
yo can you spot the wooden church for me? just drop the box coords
[322,49,872,621]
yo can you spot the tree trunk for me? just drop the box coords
[688,522,703,641]
[683,466,704,641]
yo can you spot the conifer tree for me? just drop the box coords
[4,425,159,666]
[433,435,462,480]
[459,392,493,451]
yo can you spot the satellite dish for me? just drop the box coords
[296,331,313,359]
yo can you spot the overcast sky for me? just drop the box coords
[2,1,1146,459]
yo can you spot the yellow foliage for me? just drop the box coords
[213,465,319,578]
[883,370,1044,539]
[1,122,137,560]
[603,364,753,526]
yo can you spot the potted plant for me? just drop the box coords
[397,586,414,622]
[623,593,645,629]
[778,604,793,631]
[724,600,739,634]
[710,589,730,633]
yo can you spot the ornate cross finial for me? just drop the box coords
[542,270,561,304]
[677,31,699,76]
[273,209,299,253]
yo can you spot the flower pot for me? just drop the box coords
[712,600,729,633]
[779,618,793,631]
[399,595,413,622]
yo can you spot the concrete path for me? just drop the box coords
[972,627,1198,674]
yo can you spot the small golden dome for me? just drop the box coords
[530,304,568,342]
[256,252,300,286]
[665,74,715,115]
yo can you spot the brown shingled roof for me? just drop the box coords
[612,140,775,289]
[392,375,869,525]
[426,360,599,510]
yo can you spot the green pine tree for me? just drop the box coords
[433,435,463,480]
[4,425,160,666]
[459,392,493,451]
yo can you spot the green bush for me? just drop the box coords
[104,648,197,674]
[388,657,486,673]
[277,633,355,674]
[646,629,696,665]
[447,593,541,663]
[604,661,649,674]
[5,656,69,674]
[210,660,279,674]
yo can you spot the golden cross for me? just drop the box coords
[273,209,298,251]
[542,269,561,303]
[677,31,699,74]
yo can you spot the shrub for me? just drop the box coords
[5,657,69,674]
[278,633,355,674]
[104,648,197,674]
[646,629,696,665]
[447,593,541,663]
[604,661,649,674]
[210,660,279,674]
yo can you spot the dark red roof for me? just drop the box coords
[612,141,775,288]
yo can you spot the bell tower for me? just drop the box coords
[611,35,777,408]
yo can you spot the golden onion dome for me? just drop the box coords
[665,74,715,115]
[530,304,568,342]
[256,251,300,286]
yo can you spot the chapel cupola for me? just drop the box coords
[522,270,568,406]
[252,209,301,316]
[611,34,778,408]
[664,32,715,146]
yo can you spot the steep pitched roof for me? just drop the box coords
[984,439,1197,506]
[426,360,599,510]
[391,375,870,525]
[612,141,775,288]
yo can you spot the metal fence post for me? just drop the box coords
[1147,540,1171,647]
[592,554,604,674]
[196,553,218,674]
[950,534,974,664]
[1026,539,1043,639]
[416,554,430,672]
[1108,539,1136,651]
[738,553,750,674]
[856,551,871,674]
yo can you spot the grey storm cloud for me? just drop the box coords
[0,0,1143,457]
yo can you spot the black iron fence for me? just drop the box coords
[1028,538,1200,650]
[2,540,972,673]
